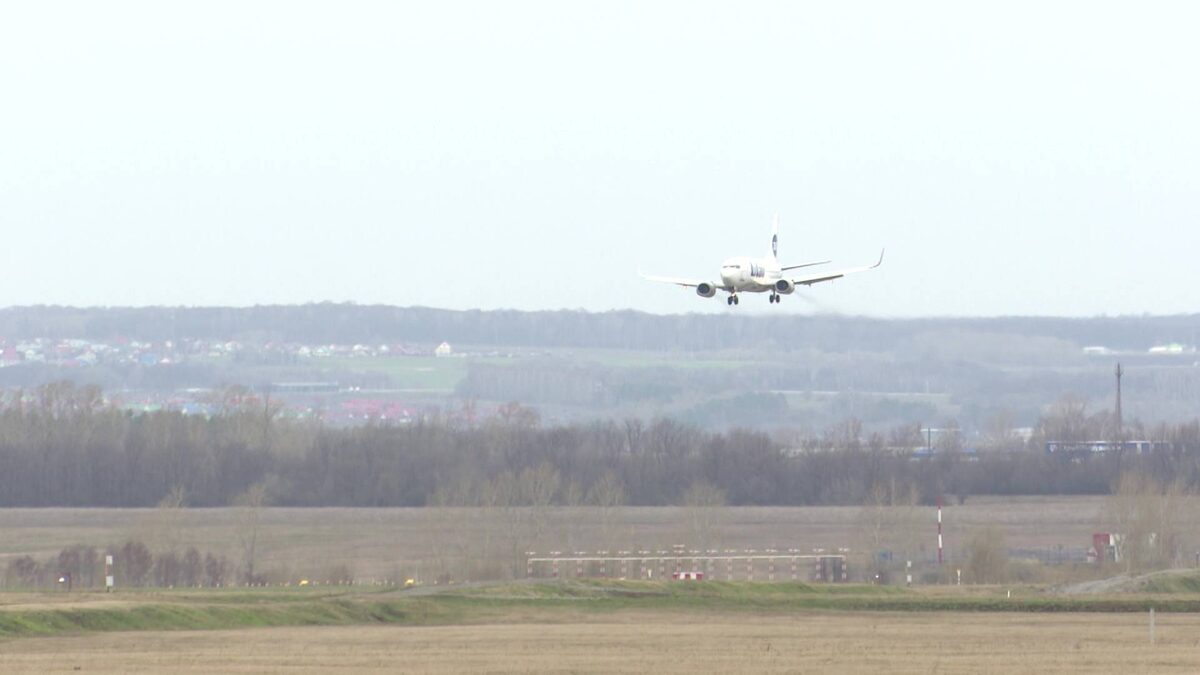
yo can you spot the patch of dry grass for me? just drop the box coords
[0,610,1194,674]
[0,496,1106,584]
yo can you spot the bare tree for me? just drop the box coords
[204,552,231,587]
[984,410,1018,451]
[119,541,153,587]
[152,485,188,555]
[588,471,627,550]
[477,463,568,578]
[964,527,1008,584]
[823,418,863,451]
[1105,471,1195,572]
[1040,395,1090,443]
[181,547,202,587]
[233,483,269,583]
[521,462,561,552]
[855,479,920,581]
[680,480,727,550]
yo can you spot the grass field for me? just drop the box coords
[319,356,469,391]
[6,612,1200,675]
[0,496,1108,584]
[319,349,773,388]
[1,581,1199,674]
[317,350,758,394]
[0,498,1178,672]
[572,349,758,370]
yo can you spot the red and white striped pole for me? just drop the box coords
[936,495,944,566]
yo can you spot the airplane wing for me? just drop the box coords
[781,259,832,272]
[639,272,720,289]
[790,249,884,286]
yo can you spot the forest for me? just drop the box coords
[2,304,1199,352]
[2,382,1199,509]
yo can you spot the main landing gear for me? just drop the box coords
[769,293,781,304]
[726,295,739,306]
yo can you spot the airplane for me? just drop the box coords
[642,217,883,306]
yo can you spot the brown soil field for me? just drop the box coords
[0,496,1106,582]
[1,610,1195,674]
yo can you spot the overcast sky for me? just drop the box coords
[2,1,1197,317]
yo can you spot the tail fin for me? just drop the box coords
[770,214,779,259]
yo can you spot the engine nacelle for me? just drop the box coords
[696,283,717,298]
[774,279,796,295]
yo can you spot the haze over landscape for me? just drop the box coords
[3,1,1199,316]
[3,3,1200,673]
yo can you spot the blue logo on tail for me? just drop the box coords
[771,234,778,258]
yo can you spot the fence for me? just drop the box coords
[526,548,848,582]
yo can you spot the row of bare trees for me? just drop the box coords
[5,383,1200,508]
[4,542,234,589]
[1105,471,1198,572]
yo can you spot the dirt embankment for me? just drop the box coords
[1056,569,1200,595]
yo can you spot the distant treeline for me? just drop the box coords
[2,304,1199,351]
[5,305,1200,433]
[3,383,1200,508]
[5,542,236,589]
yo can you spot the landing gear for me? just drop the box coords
[726,295,739,306]
[769,293,780,304]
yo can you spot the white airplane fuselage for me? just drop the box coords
[719,255,784,294]
[641,216,881,307]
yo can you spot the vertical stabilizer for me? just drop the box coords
[770,214,779,259]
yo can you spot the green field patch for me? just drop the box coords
[577,351,755,370]
[3,581,1200,639]
[1138,572,1200,594]
[0,596,449,638]
[436,580,1200,615]
[320,356,468,391]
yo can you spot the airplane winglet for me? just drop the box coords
[871,249,885,268]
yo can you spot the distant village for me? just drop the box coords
[0,337,465,368]
[0,337,478,426]
[1,332,1197,432]
[3,336,1192,372]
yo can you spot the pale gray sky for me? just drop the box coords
[2,1,1197,317]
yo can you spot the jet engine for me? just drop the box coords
[696,283,717,298]
[774,279,796,295]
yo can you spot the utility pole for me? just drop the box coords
[936,495,944,566]
[1115,362,1124,448]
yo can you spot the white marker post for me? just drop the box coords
[105,555,114,592]
[936,496,944,567]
